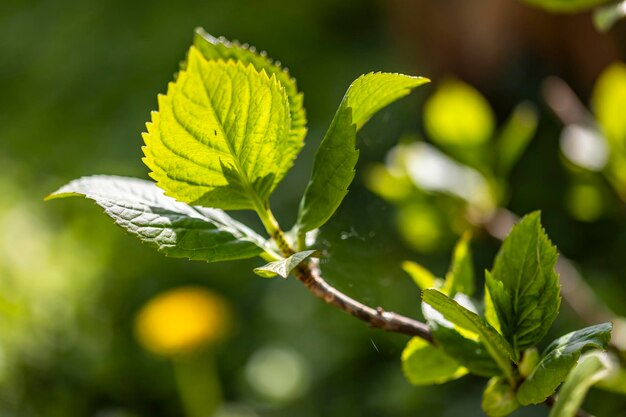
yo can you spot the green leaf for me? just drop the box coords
[521,0,613,12]
[594,1,626,33]
[426,315,503,377]
[253,250,317,278]
[495,102,538,177]
[143,47,294,211]
[402,260,439,290]
[517,322,612,405]
[296,72,429,234]
[592,61,626,150]
[424,79,495,147]
[486,211,561,353]
[401,337,468,385]
[442,232,475,297]
[192,28,307,161]
[482,377,520,417]
[548,352,610,417]
[422,289,516,381]
[484,278,502,334]
[46,176,270,262]
[519,347,540,378]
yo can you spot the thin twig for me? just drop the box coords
[295,259,434,343]
[269,222,592,416]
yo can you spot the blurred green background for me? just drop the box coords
[2,0,626,416]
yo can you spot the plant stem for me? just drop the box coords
[256,206,433,342]
[258,206,591,417]
[295,259,434,342]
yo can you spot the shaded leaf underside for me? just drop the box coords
[47,175,269,262]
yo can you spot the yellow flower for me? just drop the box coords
[134,286,231,356]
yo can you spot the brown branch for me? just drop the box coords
[270,223,593,416]
[294,259,434,343]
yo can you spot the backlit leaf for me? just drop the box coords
[143,47,294,211]
[401,337,468,385]
[192,28,307,163]
[297,73,429,234]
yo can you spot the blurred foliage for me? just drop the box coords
[2,0,626,416]
[365,79,538,253]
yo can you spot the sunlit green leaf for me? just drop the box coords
[253,250,317,278]
[426,314,503,377]
[522,0,613,12]
[482,377,520,417]
[296,73,429,234]
[442,232,475,297]
[484,279,502,334]
[424,79,495,147]
[594,0,626,32]
[363,163,414,203]
[402,260,439,290]
[422,289,516,379]
[517,322,612,405]
[143,47,294,211]
[486,211,560,353]
[46,176,270,262]
[192,28,307,161]
[592,61,626,150]
[401,337,468,385]
[519,347,540,378]
[548,351,610,417]
[495,102,538,177]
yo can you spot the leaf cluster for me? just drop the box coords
[48,28,428,278]
[402,213,613,416]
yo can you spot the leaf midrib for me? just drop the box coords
[195,61,267,212]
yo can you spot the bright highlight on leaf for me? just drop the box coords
[521,0,613,12]
[424,79,495,147]
[296,72,429,235]
[46,175,270,262]
[401,337,468,385]
[422,289,517,381]
[254,250,318,278]
[592,61,626,150]
[192,28,307,159]
[143,47,293,211]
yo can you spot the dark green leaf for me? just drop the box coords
[486,211,561,353]
[517,322,612,405]
[46,176,270,262]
